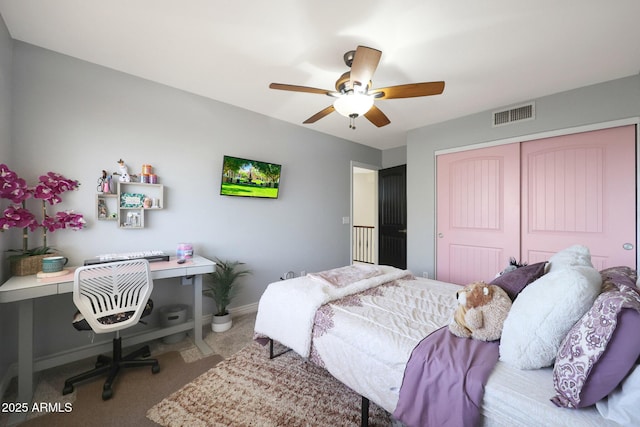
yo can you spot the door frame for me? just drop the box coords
[350,161,380,265]
[434,117,640,275]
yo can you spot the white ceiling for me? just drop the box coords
[1,1,639,150]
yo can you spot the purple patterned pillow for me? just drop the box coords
[490,261,547,301]
[552,267,640,408]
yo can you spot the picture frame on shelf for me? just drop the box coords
[120,192,145,208]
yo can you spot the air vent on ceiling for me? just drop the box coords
[492,102,535,127]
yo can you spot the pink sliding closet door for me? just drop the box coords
[521,125,636,269]
[436,143,521,284]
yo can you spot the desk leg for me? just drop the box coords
[17,299,34,403]
[193,274,213,355]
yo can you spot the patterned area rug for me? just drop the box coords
[147,342,394,426]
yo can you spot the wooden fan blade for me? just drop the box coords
[364,105,391,127]
[370,81,445,99]
[303,105,335,124]
[269,83,333,96]
[349,46,382,91]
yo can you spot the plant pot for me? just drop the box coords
[10,253,58,276]
[211,313,232,332]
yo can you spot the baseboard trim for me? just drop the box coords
[202,302,258,325]
[231,302,258,317]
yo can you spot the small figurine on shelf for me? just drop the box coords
[98,199,108,218]
[116,159,131,182]
[97,170,110,193]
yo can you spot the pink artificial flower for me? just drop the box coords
[34,172,79,205]
[0,205,39,231]
[41,215,62,232]
[2,179,30,203]
[55,210,86,230]
[1,165,84,240]
[0,164,17,180]
[33,183,58,204]
[38,172,79,194]
[40,211,86,232]
[0,164,31,203]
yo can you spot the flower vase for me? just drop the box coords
[10,253,57,276]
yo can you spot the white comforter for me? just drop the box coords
[254,264,411,358]
[311,277,458,413]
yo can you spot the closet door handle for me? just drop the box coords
[623,243,634,250]
[399,229,407,233]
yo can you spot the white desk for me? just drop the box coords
[0,255,215,406]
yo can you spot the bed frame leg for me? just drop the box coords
[361,395,369,427]
[268,338,291,359]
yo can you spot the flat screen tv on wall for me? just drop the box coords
[219,155,282,199]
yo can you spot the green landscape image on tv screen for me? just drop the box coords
[220,155,282,199]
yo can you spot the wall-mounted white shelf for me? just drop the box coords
[117,182,164,229]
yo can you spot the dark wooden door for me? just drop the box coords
[378,165,407,269]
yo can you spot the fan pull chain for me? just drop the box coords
[349,113,357,129]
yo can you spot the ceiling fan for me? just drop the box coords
[269,45,445,129]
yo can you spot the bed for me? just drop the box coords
[254,247,640,427]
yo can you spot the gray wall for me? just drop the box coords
[1,39,381,377]
[407,74,640,277]
[381,145,406,168]
[0,15,10,170]
[0,14,13,385]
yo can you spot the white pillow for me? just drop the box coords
[499,265,602,369]
[547,244,593,273]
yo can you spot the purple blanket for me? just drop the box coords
[393,327,499,427]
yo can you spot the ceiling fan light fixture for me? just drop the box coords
[268,46,444,129]
[333,93,374,118]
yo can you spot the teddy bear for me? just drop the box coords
[448,281,512,342]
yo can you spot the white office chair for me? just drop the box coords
[62,259,160,400]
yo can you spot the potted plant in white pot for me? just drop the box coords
[203,258,251,332]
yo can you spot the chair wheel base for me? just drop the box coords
[62,337,160,400]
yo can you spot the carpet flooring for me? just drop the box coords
[147,341,394,427]
[19,351,223,427]
[0,313,256,427]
